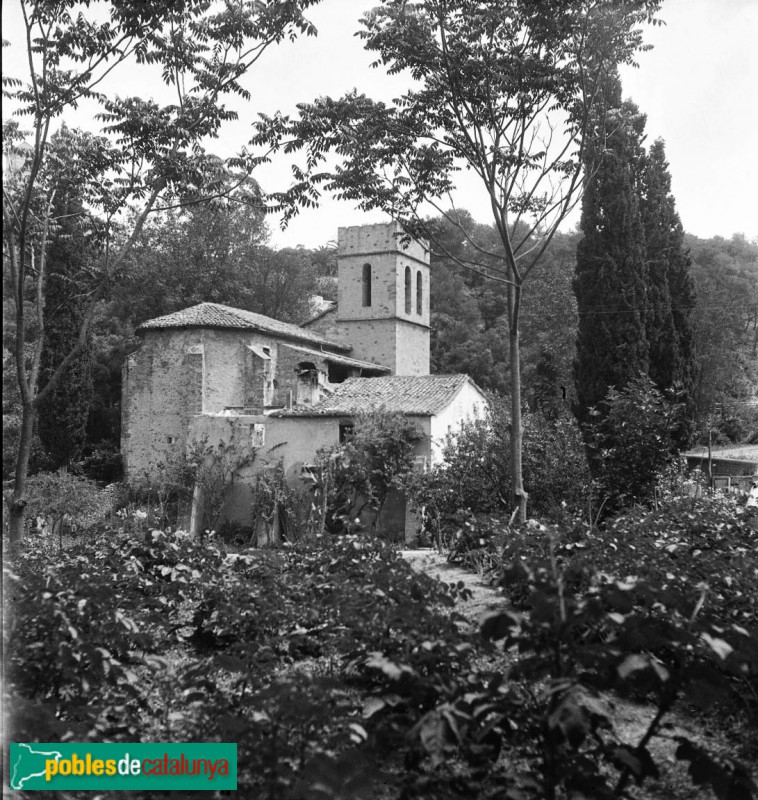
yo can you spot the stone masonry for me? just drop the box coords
[304,222,431,375]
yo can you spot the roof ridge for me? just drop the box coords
[275,373,480,417]
[135,301,352,352]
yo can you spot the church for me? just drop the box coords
[121,222,488,540]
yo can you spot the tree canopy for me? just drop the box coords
[253,0,663,520]
[2,0,321,547]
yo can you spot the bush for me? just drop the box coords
[585,376,689,512]
[402,496,758,799]
[76,442,124,482]
[23,471,105,539]
[248,461,303,545]
[7,488,756,799]
[305,410,421,537]
[406,398,591,536]
[6,528,227,742]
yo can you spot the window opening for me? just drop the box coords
[404,265,411,314]
[251,423,265,447]
[362,263,372,307]
[327,362,352,383]
[416,270,423,315]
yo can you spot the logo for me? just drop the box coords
[9,743,237,791]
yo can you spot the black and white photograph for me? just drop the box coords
[2,0,757,797]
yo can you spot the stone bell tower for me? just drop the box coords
[336,221,430,375]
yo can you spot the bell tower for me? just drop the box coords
[336,222,430,375]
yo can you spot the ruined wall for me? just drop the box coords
[185,412,432,542]
[274,345,338,409]
[122,327,284,484]
[187,413,341,526]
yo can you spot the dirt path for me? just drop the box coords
[401,548,504,628]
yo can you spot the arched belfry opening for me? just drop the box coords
[362,263,372,307]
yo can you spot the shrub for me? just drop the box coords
[400,496,758,799]
[6,528,228,743]
[406,399,591,536]
[76,442,124,482]
[249,461,303,545]
[523,409,592,519]
[186,432,256,533]
[23,471,105,542]
[585,375,689,512]
[305,410,421,536]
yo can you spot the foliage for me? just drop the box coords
[573,76,649,422]
[406,399,591,534]
[248,462,303,545]
[254,0,663,522]
[2,0,321,547]
[306,411,421,537]
[475,517,758,798]
[121,197,322,325]
[586,375,689,511]
[6,528,226,743]
[687,233,758,432]
[641,139,697,408]
[22,471,105,537]
[76,441,124,483]
[35,127,101,468]
[186,433,257,534]
[6,486,758,799]
[184,537,472,796]
[398,494,758,799]
[428,217,580,406]
[5,529,473,797]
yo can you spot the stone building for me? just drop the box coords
[121,221,488,540]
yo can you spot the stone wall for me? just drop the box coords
[183,412,434,542]
[187,413,342,528]
[123,327,286,484]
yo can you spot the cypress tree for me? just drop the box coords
[640,138,696,403]
[573,76,649,423]
[37,169,95,468]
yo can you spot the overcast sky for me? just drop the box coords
[3,0,757,248]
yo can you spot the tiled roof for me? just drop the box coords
[136,302,351,352]
[273,374,473,417]
[280,343,390,373]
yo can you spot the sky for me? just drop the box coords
[3,0,757,248]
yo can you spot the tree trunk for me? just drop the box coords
[189,483,205,538]
[7,400,37,550]
[509,323,527,524]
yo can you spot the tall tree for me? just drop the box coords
[640,138,696,404]
[255,0,662,521]
[36,130,101,468]
[2,0,319,548]
[573,77,649,423]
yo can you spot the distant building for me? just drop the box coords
[121,222,488,541]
